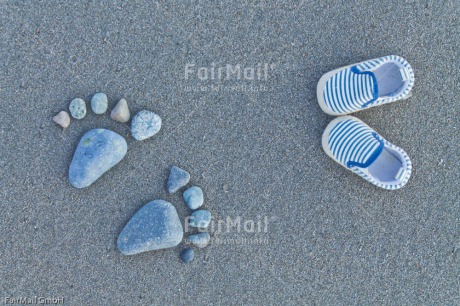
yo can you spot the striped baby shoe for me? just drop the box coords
[322,116,411,190]
[317,55,415,116]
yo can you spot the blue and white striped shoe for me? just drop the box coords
[322,116,411,190]
[317,55,415,116]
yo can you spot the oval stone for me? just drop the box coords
[69,129,127,188]
[91,92,108,114]
[180,248,194,263]
[131,110,162,141]
[188,232,210,248]
[69,98,86,119]
[183,186,204,210]
[189,210,211,228]
[118,200,184,255]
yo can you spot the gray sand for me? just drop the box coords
[1,1,459,305]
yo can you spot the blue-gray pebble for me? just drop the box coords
[69,129,127,188]
[188,232,210,248]
[118,200,183,255]
[183,186,204,210]
[180,248,194,263]
[69,98,86,119]
[131,110,162,141]
[91,92,108,114]
[166,166,190,193]
[189,210,211,228]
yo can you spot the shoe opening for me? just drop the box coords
[373,62,405,97]
[367,147,404,183]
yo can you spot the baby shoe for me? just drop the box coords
[322,116,411,190]
[317,55,414,115]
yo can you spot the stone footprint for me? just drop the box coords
[58,93,162,188]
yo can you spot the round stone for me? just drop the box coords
[91,92,108,114]
[180,248,194,263]
[69,98,86,119]
[189,210,211,228]
[183,186,204,210]
[131,110,162,141]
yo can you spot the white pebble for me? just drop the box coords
[53,111,71,128]
[131,110,162,141]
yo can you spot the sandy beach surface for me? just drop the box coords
[1,1,459,305]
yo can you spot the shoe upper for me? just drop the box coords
[323,116,412,190]
[320,55,415,115]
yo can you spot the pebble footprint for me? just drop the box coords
[53,93,211,263]
[53,92,162,188]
